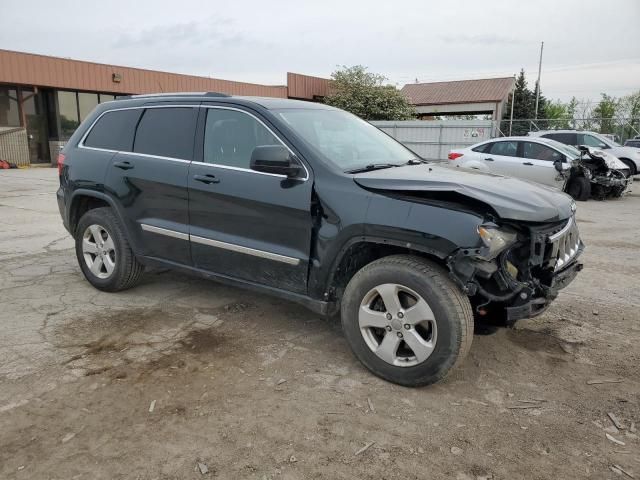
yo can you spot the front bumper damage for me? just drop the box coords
[447,215,584,324]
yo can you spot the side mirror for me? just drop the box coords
[250,145,301,178]
[553,159,563,172]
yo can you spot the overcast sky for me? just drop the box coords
[2,0,639,102]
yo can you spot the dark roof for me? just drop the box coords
[101,94,335,111]
[401,77,515,106]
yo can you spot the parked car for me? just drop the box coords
[624,139,640,148]
[448,137,631,200]
[57,93,583,387]
[528,130,640,176]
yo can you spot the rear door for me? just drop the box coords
[104,105,198,265]
[518,141,567,188]
[188,105,313,294]
[483,140,521,176]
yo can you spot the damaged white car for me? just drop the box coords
[448,137,631,201]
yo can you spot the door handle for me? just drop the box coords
[113,161,134,170]
[193,174,220,184]
[522,162,534,166]
[484,157,494,161]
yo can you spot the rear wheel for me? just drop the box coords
[566,176,591,201]
[341,255,473,387]
[75,207,144,292]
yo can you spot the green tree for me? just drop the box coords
[324,65,415,120]
[592,93,618,134]
[618,90,640,140]
[545,97,578,129]
[501,69,547,134]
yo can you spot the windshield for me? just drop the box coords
[544,139,581,158]
[593,132,620,147]
[275,109,418,171]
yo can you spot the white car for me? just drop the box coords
[528,130,640,176]
[448,136,631,200]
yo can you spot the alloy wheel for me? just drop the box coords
[82,224,116,279]
[359,283,437,367]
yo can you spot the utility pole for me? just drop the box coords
[509,75,516,136]
[534,41,544,119]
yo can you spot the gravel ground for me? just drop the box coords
[1,168,638,480]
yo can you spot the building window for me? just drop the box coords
[99,94,116,104]
[57,90,79,140]
[78,92,99,121]
[0,86,20,127]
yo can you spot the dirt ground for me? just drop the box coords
[1,168,638,480]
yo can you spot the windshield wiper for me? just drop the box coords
[404,158,427,165]
[346,163,402,174]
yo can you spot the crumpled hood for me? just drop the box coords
[354,164,574,223]
[586,147,628,170]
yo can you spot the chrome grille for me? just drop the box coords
[546,216,581,271]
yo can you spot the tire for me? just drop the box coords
[566,176,591,201]
[619,159,637,176]
[340,255,473,387]
[75,207,144,292]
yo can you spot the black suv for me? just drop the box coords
[57,93,583,387]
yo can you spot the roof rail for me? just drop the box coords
[120,92,231,99]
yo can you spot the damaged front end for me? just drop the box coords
[447,216,584,324]
[574,147,632,199]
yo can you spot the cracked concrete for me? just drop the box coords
[0,168,639,479]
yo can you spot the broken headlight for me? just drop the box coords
[477,225,518,260]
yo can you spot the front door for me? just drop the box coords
[188,105,313,294]
[519,141,568,188]
[103,105,198,265]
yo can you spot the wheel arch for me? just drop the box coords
[618,157,638,176]
[324,237,450,303]
[68,190,139,253]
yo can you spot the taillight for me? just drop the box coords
[448,152,464,160]
[57,153,65,175]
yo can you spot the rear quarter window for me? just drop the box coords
[82,109,142,151]
[133,107,198,160]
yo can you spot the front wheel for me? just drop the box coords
[341,255,473,387]
[566,176,591,201]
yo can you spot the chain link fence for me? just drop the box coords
[497,118,640,143]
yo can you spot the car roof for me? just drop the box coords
[529,129,598,135]
[480,136,562,144]
[103,92,336,111]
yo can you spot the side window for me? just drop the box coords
[203,108,281,168]
[472,143,491,153]
[133,107,197,159]
[542,133,577,145]
[522,142,564,162]
[578,134,607,148]
[489,141,518,157]
[83,109,141,151]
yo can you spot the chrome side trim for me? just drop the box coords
[139,223,301,266]
[78,104,200,151]
[76,104,311,181]
[190,160,286,178]
[119,150,191,164]
[140,223,189,241]
[191,235,301,266]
